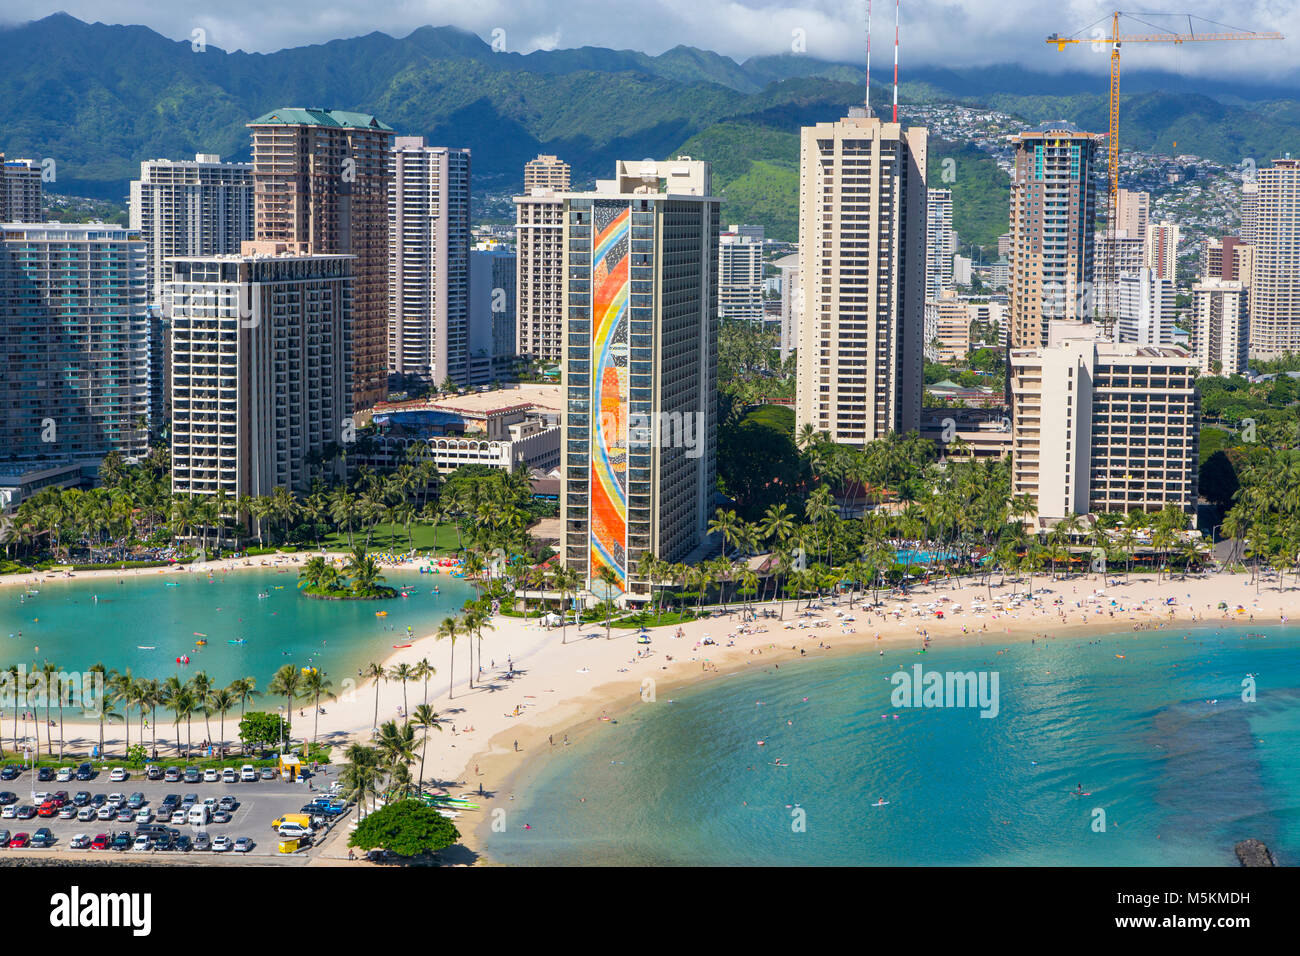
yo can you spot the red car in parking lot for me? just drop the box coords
[90,833,110,850]
[8,832,29,848]
[36,803,58,817]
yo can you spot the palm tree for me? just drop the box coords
[86,662,108,758]
[209,688,236,754]
[190,670,214,745]
[595,564,621,639]
[436,617,462,699]
[411,703,442,795]
[173,686,198,757]
[341,743,383,819]
[108,668,134,759]
[299,669,333,745]
[388,663,415,720]
[363,661,386,730]
[375,719,419,797]
[268,664,303,744]
[550,564,581,644]
[228,677,258,754]
[413,658,436,706]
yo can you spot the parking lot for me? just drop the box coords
[0,764,347,862]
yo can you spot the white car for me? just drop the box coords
[96,805,115,821]
[69,833,91,849]
[202,769,219,783]
[222,768,236,783]
[134,808,153,824]
[57,806,76,819]
[131,834,151,852]
[55,766,74,782]
[0,805,15,819]
[106,793,125,806]
[109,768,127,782]
[77,807,95,822]
[240,765,256,782]
[203,796,218,808]
[211,835,232,852]
[170,810,187,825]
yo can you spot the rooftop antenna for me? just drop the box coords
[892,0,900,123]
[865,0,872,114]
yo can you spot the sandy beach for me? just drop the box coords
[6,559,1295,864]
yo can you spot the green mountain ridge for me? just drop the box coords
[1,14,1295,245]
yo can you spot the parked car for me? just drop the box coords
[218,795,238,811]
[202,769,220,783]
[0,829,9,847]
[211,810,231,824]
[233,836,252,853]
[0,765,19,781]
[15,806,36,820]
[55,766,74,782]
[109,768,127,782]
[96,806,115,821]
[145,765,164,780]
[135,809,153,824]
[0,806,13,820]
[163,767,182,783]
[181,793,199,809]
[9,832,29,848]
[155,832,174,851]
[30,828,54,848]
[221,768,237,783]
[174,834,192,852]
[111,831,131,850]
[77,807,96,822]
[211,835,233,852]
[69,833,91,849]
[89,793,107,807]
[36,803,57,818]
[131,834,151,852]
[57,806,77,820]
[36,767,54,782]
[170,810,187,825]
[240,765,257,782]
[72,791,91,806]
[90,833,110,850]
[192,831,211,851]
[115,809,133,823]
[259,767,276,780]
[75,763,95,781]
[0,792,15,806]
[106,792,124,807]
[183,768,201,784]
[126,792,146,809]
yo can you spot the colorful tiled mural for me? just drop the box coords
[588,201,631,590]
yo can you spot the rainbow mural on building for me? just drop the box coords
[588,202,631,591]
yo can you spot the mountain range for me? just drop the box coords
[2,13,1297,245]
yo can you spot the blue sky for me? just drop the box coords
[4,2,1297,77]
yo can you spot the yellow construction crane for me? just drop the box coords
[1047,12,1284,232]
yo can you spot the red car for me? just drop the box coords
[8,832,29,848]
[36,803,58,817]
[90,833,109,850]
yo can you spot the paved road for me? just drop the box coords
[0,765,346,863]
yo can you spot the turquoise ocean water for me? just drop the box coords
[487,625,1300,866]
[0,568,474,695]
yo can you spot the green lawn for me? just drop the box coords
[317,521,464,553]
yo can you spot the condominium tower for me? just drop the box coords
[560,159,719,598]
[129,154,255,307]
[1191,279,1250,377]
[925,187,954,301]
[1007,123,1101,348]
[1009,336,1198,523]
[523,154,571,193]
[717,228,765,322]
[514,191,566,363]
[167,245,352,499]
[1,158,43,223]
[0,224,149,462]
[795,110,928,445]
[1246,158,1300,357]
[247,108,393,408]
[388,137,471,387]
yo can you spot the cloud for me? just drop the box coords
[5,0,1297,78]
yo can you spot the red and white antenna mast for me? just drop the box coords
[865,0,872,114]
[892,0,900,123]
